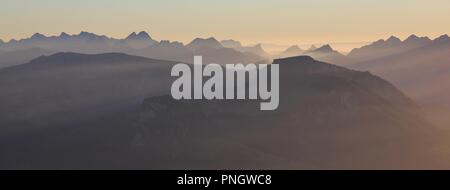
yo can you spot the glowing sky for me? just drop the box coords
[1,0,450,46]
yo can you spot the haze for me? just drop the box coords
[2,0,450,49]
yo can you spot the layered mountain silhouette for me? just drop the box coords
[347,34,450,128]
[0,32,265,68]
[307,45,318,51]
[0,52,446,169]
[274,44,349,65]
[187,37,224,49]
[276,45,305,58]
[130,37,263,65]
[131,56,445,169]
[348,35,436,62]
[0,48,53,69]
[0,31,129,54]
[0,53,176,138]
[350,35,450,105]
[124,31,158,49]
[302,44,350,65]
[220,39,270,58]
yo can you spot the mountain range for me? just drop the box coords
[348,34,449,62]
[348,35,450,128]
[276,45,305,58]
[302,44,350,65]
[2,32,450,169]
[220,39,270,58]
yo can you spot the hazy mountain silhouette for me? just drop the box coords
[0,32,265,67]
[0,53,177,138]
[307,45,318,51]
[186,37,224,50]
[131,37,264,65]
[276,45,305,58]
[221,39,270,58]
[350,35,450,105]
[220,39,242,48]
[124,31,158,49]
[349,34,450,128]
[0,48,53,69]
[0,31,130,54]
[130,56,445,169]
[302,44,350,65]
[348,35,433,62]
[3,31,450,169]
[0,52,444,169]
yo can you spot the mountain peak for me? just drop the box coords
[187,37,223,49]
[126,31,151,40]
[284,45,303,53]
[435,34,450,42]
[31,33,46,40]
[315,44,334,52]
[191,37,218,41]
[405,34,419,41]
[124,31,156,48]
[386,36,401,43]
[253,43,263,48]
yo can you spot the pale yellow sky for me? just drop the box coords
[1,0,450,47]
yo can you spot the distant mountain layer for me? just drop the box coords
[276,45,304,58]
[0,32,265,68]
[350,36,450,107]
[0,52,177,136]
[348,34,449,62]
[302,44,350,65]
[0,48,53,69]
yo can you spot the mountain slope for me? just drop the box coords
[186,37,224,49]
[133,38,264,65]
[131,56,444,169]
[348,35,435,62]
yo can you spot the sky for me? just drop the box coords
[1,0,450,48]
